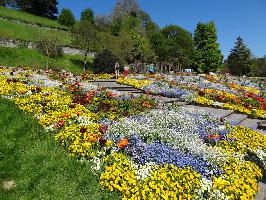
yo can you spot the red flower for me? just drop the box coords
[58,120,65,126]
[99,137,107,146]
[256,97,265,103]
[80,127,87,134]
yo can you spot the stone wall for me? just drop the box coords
[0,38,94,56]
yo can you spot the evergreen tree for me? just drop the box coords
[58,8,75,27]
[80,8,95,25]
[194,21,223,72]
[227,37,253,76]
[13,0,58,18]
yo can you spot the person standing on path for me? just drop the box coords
[123,65,129,77]
[115,62,120,79]
[149,63,155,75]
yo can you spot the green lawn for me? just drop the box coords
[0,6,67,30]
[0,19,72,46]
[0,98,119,200]
[0,47,93,74]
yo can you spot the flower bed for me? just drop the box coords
[1,67,266,199]
[117,75,266,119]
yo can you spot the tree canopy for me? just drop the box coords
[10,0,58,18]
[194,21,223,73]
[81,8,95,25]
[58,8,75,27]
[227,37,253,76]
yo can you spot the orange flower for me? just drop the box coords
[143,101,151,108]
[69,86,75,91]
[207,134,221,139]
[89,137,98,143]
[106,91,114,97]
[117,138,129,149]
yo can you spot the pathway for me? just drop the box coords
[91,79,266,134]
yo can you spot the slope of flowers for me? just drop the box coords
[117,74,266,119]
[1,67,266,199]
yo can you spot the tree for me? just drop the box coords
[194,21,223,73]
[71,21,98,68]
[161,25,195,68]
[95,15,112,31]
[130,30,155,62]
[58,9,75,27]
[93,49,119,74]
[36,34,62,69]
[80,8,95,25]
[255,57,266,77]
[0,0,8,6]
[150,32,166,62]
[112,0,140,19]
[13,0,58,18]
[227,37,253,76]
[139,10,159,36]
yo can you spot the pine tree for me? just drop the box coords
[194,21,223,73]
[80,8,95,25]
[227,37,253,76]
[58,8,75,27]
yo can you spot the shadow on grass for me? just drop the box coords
[0,98,119,200]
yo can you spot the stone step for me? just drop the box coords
[138,94,181,103]
[255,182,266,200]
[225,114,248,125]
[117,90,142,94]
[116,87,140,91]
[90,82,133,88]
[239,119,266,135]
[89,79,116,82]
[182,105,234,118]
[152,96,180,103]
[170,101,187,106]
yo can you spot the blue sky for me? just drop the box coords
[58,0,266,58]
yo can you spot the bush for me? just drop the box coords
[93,49,119,74]
[58,9,75,27]
[36,35,63,58]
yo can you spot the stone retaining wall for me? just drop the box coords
[0,38,94,56]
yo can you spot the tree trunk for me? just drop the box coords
[46,57,49,70]
[83,51,88,70]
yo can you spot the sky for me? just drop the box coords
[58,0,266,58]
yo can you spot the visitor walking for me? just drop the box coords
[115,62,120,79]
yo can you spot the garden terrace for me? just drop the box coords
[0,67,265,199]
[117,74,266,120]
